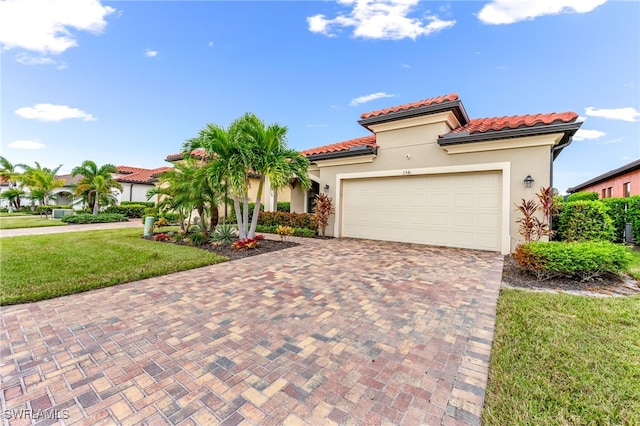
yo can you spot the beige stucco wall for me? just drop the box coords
[295,112,559,253]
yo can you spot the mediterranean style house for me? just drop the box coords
[290,93,582,254]
[165,93,582,254]
[567,158,640,199]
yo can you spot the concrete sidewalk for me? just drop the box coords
[0,220,143,238]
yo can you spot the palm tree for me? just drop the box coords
[185,113,310,239]
[18,162,65,205]
[0,156,22,211]
[72,161,123,215]
[147,159,224,235]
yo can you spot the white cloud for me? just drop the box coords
[585,106,640,122]
[15,104,96,122]
[208,41,215,47]
[598,137,623,145]
[307,0,456,40]
[8,140,46,150]
[477,0,607,25]
[400,63,411,69]
[350,92,395,106]
[144,49,158,58]
[573,129,606,141]
[0,0,115,55]
[15,53,67,69]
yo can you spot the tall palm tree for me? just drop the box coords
[0,156,22,211]
[18,162,65,205]
[72,161,123,215]
[185,113,310,239]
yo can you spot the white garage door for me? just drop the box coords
[341,171,502,251]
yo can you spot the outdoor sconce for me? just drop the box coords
[524,175,534,188]
[323,184,330,192]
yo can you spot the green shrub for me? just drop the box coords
[160,212,180,224]
[187,232,207,246]
[212,224,238,243]
[255,224,316,238]
[276,202,290,212]
[36,205,72,214]
[627,195,640,241]
[557,201,614,242]
[257,211,317,231]
[566,191,599,202]
[121,201,155,208]
[104,204,147,218]
[514,241,632,282]
[600,198,629,243]
[61,213,128,224]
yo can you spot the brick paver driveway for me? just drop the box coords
[1,238,503,425]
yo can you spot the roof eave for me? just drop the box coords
[306,146,377,162]
[358,100,469,130]
[438,121,582,150]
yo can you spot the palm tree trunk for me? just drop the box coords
[209,205,219,231]
[93,191,100,215]
[248,177,265,239]
[197,205,207,236]
[242,191,249,238]
[233,197,245,239]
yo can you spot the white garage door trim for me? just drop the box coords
[334,162,511,254]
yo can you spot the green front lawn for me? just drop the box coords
[1,228,226,305]
[484,289,640,425]
[0,216,68,229]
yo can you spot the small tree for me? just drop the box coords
[313,193,334,238]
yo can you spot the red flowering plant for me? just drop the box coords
[232,237,261,250]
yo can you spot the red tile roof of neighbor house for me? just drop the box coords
[116,166,173,184]
[448,111,579,135]
[360,93,460,119]
[300,135,377,156]
[165,148,207,162]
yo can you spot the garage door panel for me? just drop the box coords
[341,172,501,251]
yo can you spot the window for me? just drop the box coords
[607,187,613,198]
[602,188,607,198]
[624,182,631,198]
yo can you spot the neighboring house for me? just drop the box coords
[566,158,640,199]
[291,93,582,254]
[51,166,172,207]
[115,166,173,204]
[165,150,292,212]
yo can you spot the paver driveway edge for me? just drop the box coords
[1,238,503,425]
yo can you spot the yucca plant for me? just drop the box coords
[212,224,238,243]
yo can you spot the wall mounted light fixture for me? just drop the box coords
[524,175,534,188]
[324,184,330,192]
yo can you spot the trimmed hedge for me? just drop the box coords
[61,213,129,224]
[277,202,290,212]
[514,241,632,282]
[255,224,316,238]
[36,205,72,214]
[105,204,148,218]
[557,201,614,242]
[566,191,599,202]
[257,211,317,231]
[121,201,155,207]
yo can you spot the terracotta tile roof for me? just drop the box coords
[115,166,173,184]
[360,93,459,119]
[301,135,377,157]
[448,112,579,135]
[55,174,83,186]
[165,148,207,162]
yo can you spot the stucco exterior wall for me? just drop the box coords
[119,183,154,204]
[576,170,640,198]
[296,115,559,252]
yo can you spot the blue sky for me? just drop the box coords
[1,0,638,194]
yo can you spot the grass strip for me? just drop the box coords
[0,217,67,229]
[1,228,227,305]
[484,289,640,425]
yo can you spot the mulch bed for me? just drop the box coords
[145,236,299,261]
[502,255,640,296]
